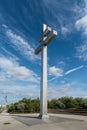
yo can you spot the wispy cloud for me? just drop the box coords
[76,44,87,61]
[74,0,87,61]
[75,15,87,36]
[0,47,19,60]
[42,0,77,35]
[65,65,83,75]
[5,28,39,61]
[61,26,70,36]
[57,60,66,66]
[48,81,87,99]
[0,83,40,102]
[49,66,63,77]
[0,56,39,83]
[0,81,39,103]
[49,65,83,82]
[48,83,71,99]
[75,0,87,37]
[0,75,6,82]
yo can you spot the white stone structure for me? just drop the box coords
[35,24,57,119]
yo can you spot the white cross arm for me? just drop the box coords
[35,44,43,55]
[44,30,58,46]
[35,30,58,55]
[38,27,52,42]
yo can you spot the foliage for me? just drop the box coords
[8,98,40,113]
[48,99,65,109]
[48,97,87,109]
[8,97,87,113]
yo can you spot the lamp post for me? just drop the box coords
[35,24,57,119]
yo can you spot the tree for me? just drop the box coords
[8,98,40,113]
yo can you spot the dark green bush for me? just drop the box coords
[8,98,40,113]
[8,97,87,113]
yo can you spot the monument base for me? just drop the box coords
[38,114,49,119]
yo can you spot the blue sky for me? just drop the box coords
[0,0,87,104]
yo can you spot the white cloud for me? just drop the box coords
[84,0,87,12]
[2,24,8,28]
[0,57,39,83]
[75,0,87,37]
[0,47,19,60]
[0,85,39,97]
[48,81,87,99]
[75,0,87,61]
[49,66,63,77]
[5,29,39,61]
[75,15,87,35]
[48,84,71,99]
[57,61,65,66]
[49,65,83,82]
[65,65,84,75]
[61,26,70,36]
[76,44,87,61]
[0,75,6,82]
[0,83,40,103]
[0,89,16,95]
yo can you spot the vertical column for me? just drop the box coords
[39,24,49,119]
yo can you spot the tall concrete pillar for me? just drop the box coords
[39,24,49,119]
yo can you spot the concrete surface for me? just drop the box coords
[0,112,87,130]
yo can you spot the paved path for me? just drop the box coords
[0,112,87,130]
